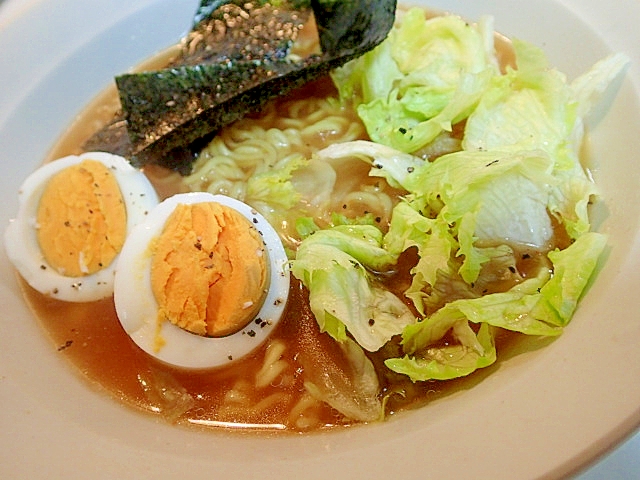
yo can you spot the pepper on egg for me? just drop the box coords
[151,201,268,338]
[114,193,290,369]
[4,152,159,302]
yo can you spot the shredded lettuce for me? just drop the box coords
[290,225,416,352]
[383,232,607,381]
[291,11,628,387]
[533,231,608,326]
[462,40,629,239]
[332,9,499,152]
[246,154,306,211]
[316,139,424,190]
[385,323,496,382]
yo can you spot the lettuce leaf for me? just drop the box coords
[316,139,424,190]
[398,267,557,355]
[290,226,415,351]
[246,154,305,210]
[396,147,556,286]
[385,322,496,381]
[533,231,608,326]
[462,40,629,239]
[383,200,454,314]
[297,14,624,386]
[384,232,607,381]
[333,8,499,153]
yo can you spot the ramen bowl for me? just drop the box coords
[0,0,639,478]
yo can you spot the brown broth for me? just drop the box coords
[23,277,345,431]
[23,265,522,433]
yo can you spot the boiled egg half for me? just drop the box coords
[114,192,290,369]
[4,152,159,302]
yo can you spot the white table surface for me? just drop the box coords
[0,0,637,478]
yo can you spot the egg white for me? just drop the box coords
[4,151,159,302]
[113,192,290,369]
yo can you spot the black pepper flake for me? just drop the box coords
[64,221,71,227]
[485,159,499,167]
[260,321,267,328]
[342,204,347,209]
[399,127,407,134]
[368,318,375,326]
[508,266,516,273]
[373,163,383,169]
[273,298,282,306]
[40,264,47,270]
[194,241,202,250]
[57,340,73,351]
[254,317,262,325]
[247,330,256,337]
[228,355,233,360]
[522,253,531,259]
[252,218,258,224]
[375,216,381,223]
[407,166,414,173]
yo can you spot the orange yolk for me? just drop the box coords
[151,202,268,338]
[36,159,127,277]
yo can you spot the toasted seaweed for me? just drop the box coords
[114,0,396,172]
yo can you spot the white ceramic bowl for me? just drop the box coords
[1,0,639,478]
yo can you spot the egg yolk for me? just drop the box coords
[151,202,268,338]
[36,159,127,277]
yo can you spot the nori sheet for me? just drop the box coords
[107,0,397,172]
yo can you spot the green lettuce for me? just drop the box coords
[385,322,496,382]
[397,147,556,285]
[332,8,499,152]
[294,13,627,386]
[532,231,608,326]
[384,231,607,381]
[316,139,424,190]
[463,40,629,239]
[246,153,306,210]
[383,200,454,314]
[290,225,416,352]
